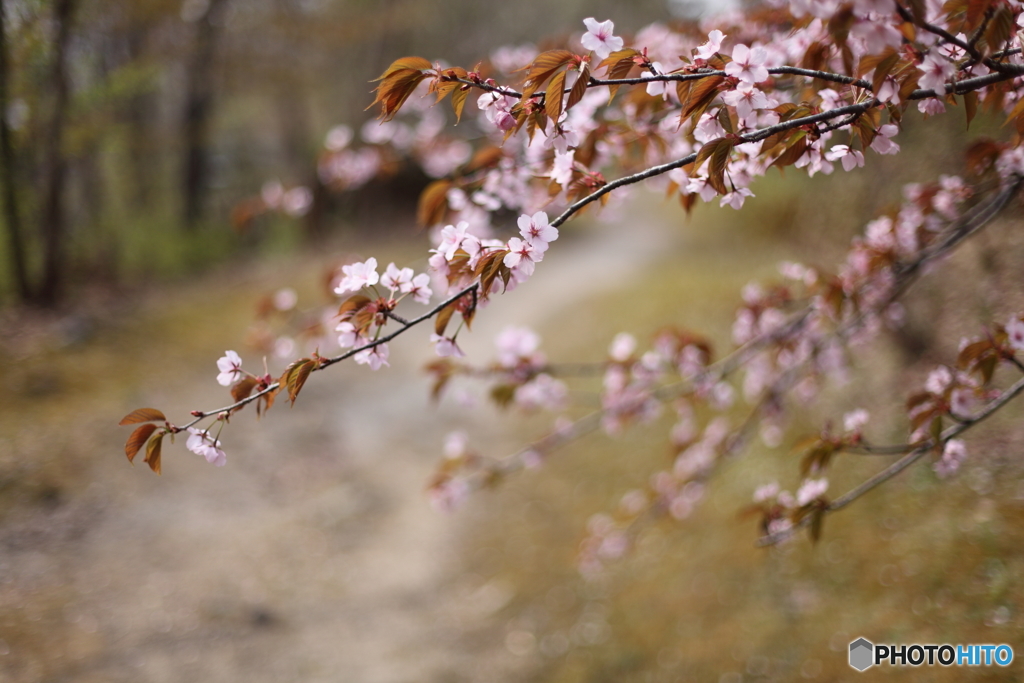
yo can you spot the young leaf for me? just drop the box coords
[435,300,458,336]
[125,424,158,464]
[119,408,167,425]
[544,69,568,124]
[565,65,589,113]
[964,90,978,129]
[144,433,164,475]
[231,376,258,403]
[417,179,452,228]
[451,86,469,123]
[282,358,316,406]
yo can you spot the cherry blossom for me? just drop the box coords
[431,333,465,358]
[405,273,433,304]
[695,29,725,60]
[825,145,865,171]
[796,477,829,506]
[934,439,967,478]
[517,211,558,252]
[335,257,380,294]
[495,326,542,368]
[580,18,623,59]
[381,263,414,293]
[187,428,227,467]
[1007,317,1024,351]
[503,237,543,277]
[354,343,389,370]
[724,44,769,87]
[216,350,244,386]
[917,52,956,94]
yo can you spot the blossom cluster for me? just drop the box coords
[124,6,1024,566]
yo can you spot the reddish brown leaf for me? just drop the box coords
[338,294,372,320]
[119,408,166,426]
[565,65,589,112]
[435,301,457,336]
[964,90,978,129]
[126,424,158,464]
[282,358,316,406]
[544,69,568,124]
[451,87,469,123]
[417,179,452,228]
[231,376,258,403]
[373,56,433,81]
[680,76,724,124]
[144,433,164,475]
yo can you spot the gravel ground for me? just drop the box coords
[0,215,674,683]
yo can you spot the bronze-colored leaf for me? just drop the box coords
[119,408,167,426]
[964,90,978,129]
[372,56,433,82]
[231,376,258,403]
[871,49,900,95]
[417,179,452,228]
[450,86,469,123]
[565,65,589,112]
[544,69,567,124]
[338,294,372,320]
[680,75,724,124]
[282,358,315,406]
[435,301,457,336]
[769,135,809,171]
[983,4,1014,56]
[490,384,516,408]
[809,507,825,544]
[126,424,158,464]
[144,433,164,475]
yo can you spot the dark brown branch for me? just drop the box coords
[182,283,479,429]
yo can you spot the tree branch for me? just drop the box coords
[181,283,479,429]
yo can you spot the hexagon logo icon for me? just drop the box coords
[849,638,874,671]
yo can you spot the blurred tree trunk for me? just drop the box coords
[37,0,76,307]
[181,0,229,231]
[0,0,30,302]
[125,28,155,211]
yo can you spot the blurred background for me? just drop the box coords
[2,1,1024,681]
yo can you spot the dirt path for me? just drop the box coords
[1,214,674,682]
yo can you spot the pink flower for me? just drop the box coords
[517,211,559,251]
[870,124,900,155]
[335,257,379,294]
[1006,317,1024,351]
[724,44,769,86]
[843,409,870,433]
[918,53,955,94]
[495,326,542,367]
[720,188,754,209]
[796,477,828,506]
[216,350,244,386]
[503,237,542,277]
[405,273,433,304]
[695,29,726,60]
[430,333,465,358]
[825,144,865,171]
[354,343,389,370]
[550,150,575,186]
[609,332,636,361]
[381,262,414,293]
[722,86,770,119]
[934,439,967,478]
[581,18,623,59]
[187,428,226,467]
[437,221,471,260]
[336,321,364,349]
